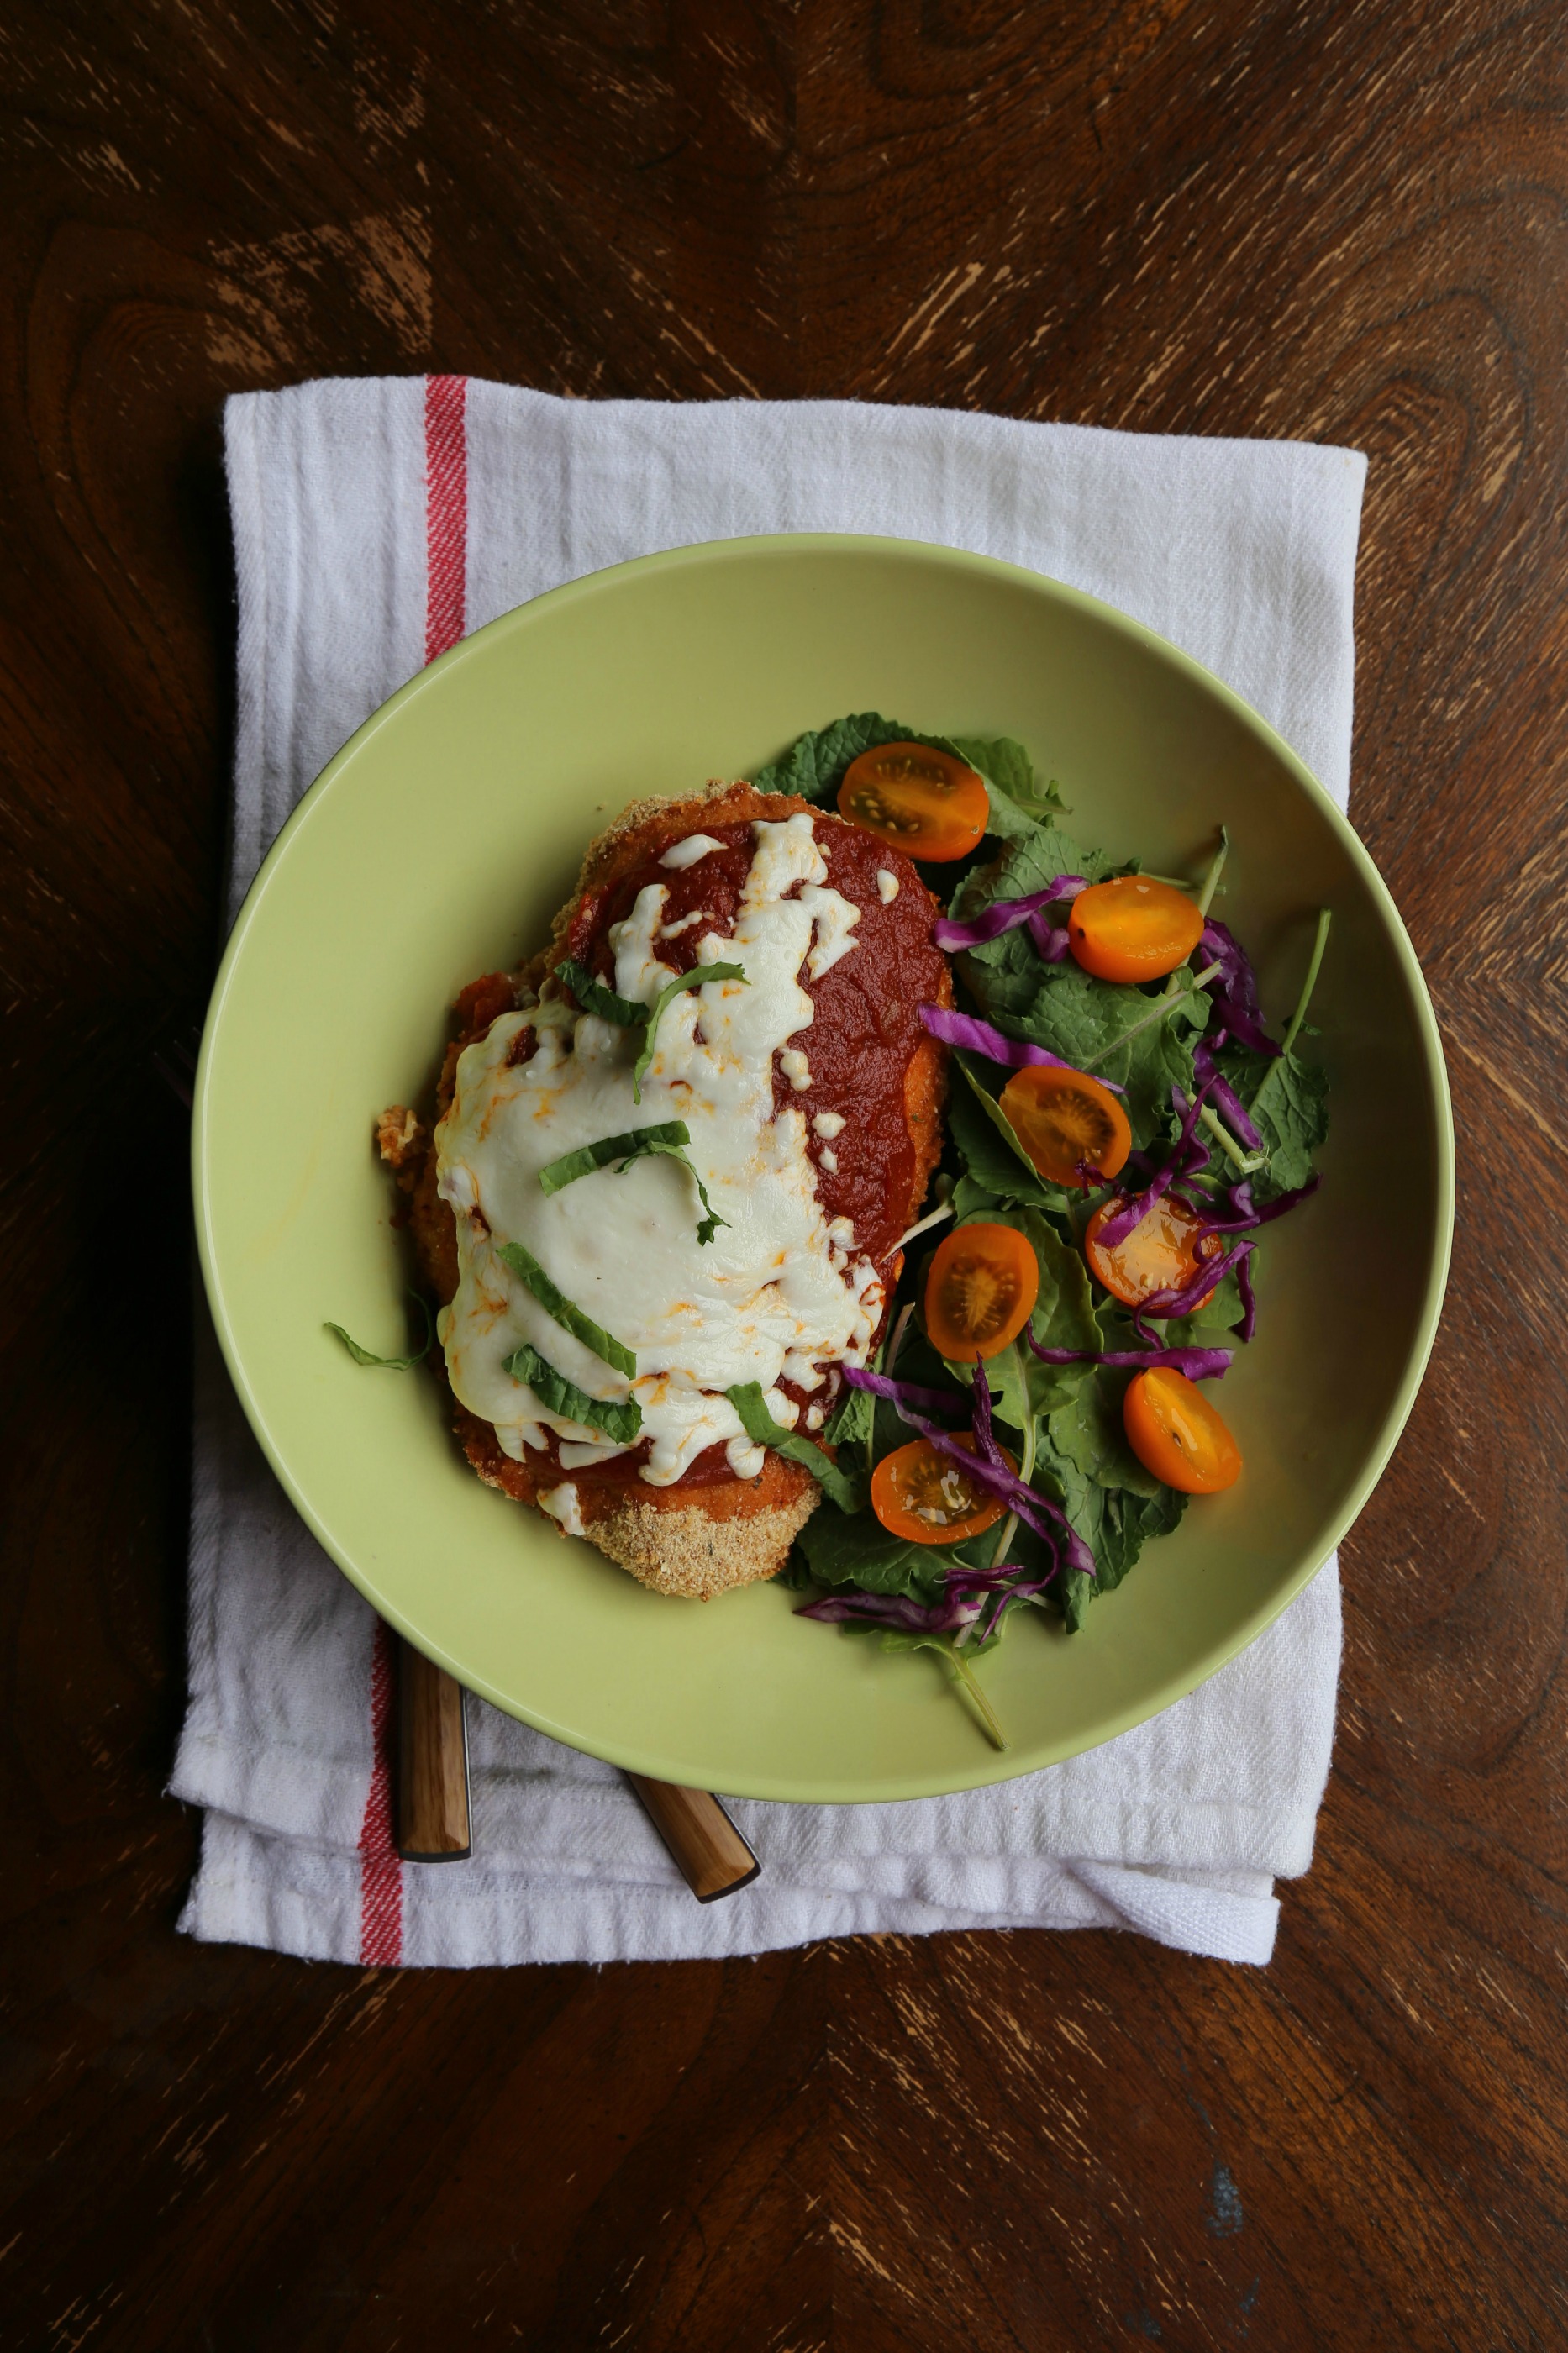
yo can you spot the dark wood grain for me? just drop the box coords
[1,1,1563,2345]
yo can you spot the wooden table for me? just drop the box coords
[3,4,1560,2345]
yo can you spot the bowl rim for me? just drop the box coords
[192,530,1455,1800]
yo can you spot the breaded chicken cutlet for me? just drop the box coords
[379,782,951,1598]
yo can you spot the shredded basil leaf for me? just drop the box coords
[555,958,645,1027]
[632,963,747,1101]
[555,957,749,1106]
[324,1291,433,1371]
[726,1381,862,1513]
[538,1119,729,1246]
[539,1121,690,1192]
[619,1140,728,1245]
[495,1240,638,1377]
[503,1341,644,1445]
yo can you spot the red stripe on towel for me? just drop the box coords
[358,1616,403,1966]
[356,374,471,1966]
[424,373,468,662]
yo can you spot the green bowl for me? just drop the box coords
[193,534,1453,1803]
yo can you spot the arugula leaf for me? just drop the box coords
[959,1207,1103,1428]
[1047,1371,1164,1499]
[872,1628,1011,1749]
[324,1290,434,1371]
[962,773,1040,845]
[948,826,1111,1020]
[751,713,1055,845]
[948,733,1065,821]
[632,963,746,1101]
[951,1172,1005,1224]
[792,1506,950,1600]
[822,1379,874,1450]
[751,712,909,804]
[727,1382,863,1513]
[495,1240,638,1376]
[1218,1042,1329,1199]
[555,957,645,1026]
[959,818,1108,907]
[502,1341,644,1446]
[1032,1434,1187,1630]
[538,1120,728,1245]
[1160,1271,1245,1345]
[991,966,1204,1150]
[948,1054,1071,1212]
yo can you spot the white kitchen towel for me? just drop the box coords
[174,378,1362,1971]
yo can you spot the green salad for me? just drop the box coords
[754,715,1332,1750]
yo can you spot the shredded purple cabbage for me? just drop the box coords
[1192,1039,1262,1148]
[1129,1236,1255,1341]
[1027,1334,1234,1382]
[965,1574,1057,1642]
[1235,1248,1258,1344]
[797,1588,986,1636]
[797,1558,1055,1646]
[842,1366,967,1421]
[1198,1172,1321,1234]
[934,876,1088,952]
[1092,1076,1217,1250]
[1201,919,1278,1058]
[1025,912,1073,962]
[970,1369,1097,1579]
[917,1004,1126,1094]
[847,1362,1094,1576]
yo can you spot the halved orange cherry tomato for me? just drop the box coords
[999,1065,1132,1187]
[838,742,989,862]
[1068,876,1206,984]
[923,1221,1039,1362]
[871,1435,1008,1545]
[1123,1368,1242,1494]
[1085,1193,1225,1311]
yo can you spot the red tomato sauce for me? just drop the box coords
[571,817,946,1267]
[463,811,947,1492]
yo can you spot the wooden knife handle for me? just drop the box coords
[625,1774,760,1903]
[396,1640,472,1861]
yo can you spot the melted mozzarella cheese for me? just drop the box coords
[660,833,723,870]
[538,1482,584,1534]
[800,883,860,976]
[435,812,881,1487]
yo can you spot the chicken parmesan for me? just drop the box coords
[379,782,951,1598]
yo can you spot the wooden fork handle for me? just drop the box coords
[625,1775,760,1902]
[396,1641,472,1861]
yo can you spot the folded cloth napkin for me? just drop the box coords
[173,379,1364,1970]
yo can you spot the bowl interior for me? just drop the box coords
[196,535,1451,1801]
